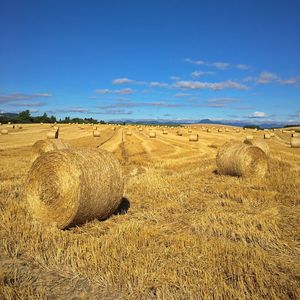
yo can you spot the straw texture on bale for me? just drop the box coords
[24,148,124,229]
[47,130,58,139]
[1,129,9,135]
[290,137,300,148]
[93,130,101,137]
[244,139,270,156]
[189,134,199,142]
[32,139,70,161]
[149,132,156,138]
[216,141,268,178]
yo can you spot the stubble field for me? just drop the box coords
[0,123,300,299]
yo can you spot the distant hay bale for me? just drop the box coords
[270,133,275,137]
[225,128,229,132]
[93,130,101,137]
[176,130,183,136]
[149,132,156,138]
[126,131,132,136]
[244,139,270,156]
[139,128,143,131]
[206,129,211,133]
[236,129,240,133]
[24,148,124,229]
[112,127,116,131]
[290,137,300,148]
[189,134,199,142]
[291,133,298,137]
[188,129,192,133]
[218,128,223,132]
[1,129,9,135]
[216,140,268,178]
[32,139,70,161]
[47,130,58,139]
[18,125,23,129]
[245,135,253,142]
[163,130,168,135]
[264,133,271,139]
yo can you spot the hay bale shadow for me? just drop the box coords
[113,197,130,215]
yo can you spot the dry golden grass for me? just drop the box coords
[0,123,300,299]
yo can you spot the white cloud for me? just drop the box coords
[249,111,267,118]
[112,78,145,85]
[149,82,169,88]
[184,58,205,65]
[176,80,248,90]
[256,72,278,84]
[174,93,191,97]
[191,70,215,78]
[278,76,300,87]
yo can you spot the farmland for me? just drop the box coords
[1,123,300,299]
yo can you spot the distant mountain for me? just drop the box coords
[0,112,19,118]
[108,118,299,129]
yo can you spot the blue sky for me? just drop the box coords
[0,0,299,123]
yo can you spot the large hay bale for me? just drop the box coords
[32,139,70,161]
[244,139,270,156]
[93,130,101,137]
[216,140,268,178]
[189,134,199,142]
[264,133,271,139]
[24,148,124,229]
[47,130,58,139]
[290,137,300,148]
[149,132,156,138]
[1,129,9,135]
[291,133,299,137]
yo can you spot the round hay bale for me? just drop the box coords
[24,148,124,229]
[1,129,9,135]
[225,128,229,132]
[244,139,270,156]
[93,130,101,137]
[149,132,156,138]
[32,139,70,161]
[188,129,192,133]
[139,128,143,131]
[163,130,168,135]
[47,130,58,139]
[264,133,271,139]
[18,125,23,129]
[216,140,268,178]
[189,134,199,142]
[270,133,275,137]
[126,131,132,136]
[236,129,240,133]
[291,133,299,137]
[207,129,211,133]
[176,130,183,136]
[245,135,253,142]
[290,137,300,148]
[218,128,223,132]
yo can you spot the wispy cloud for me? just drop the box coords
[8,101,46,107]
[278,76,300,87]
[0,92,52,104]
[149,82,170,88]
[112,78,145,85]
[256,72,278,84]
[191,70,215,78]
[204,98,239,107]
[97,100,181,109]
[185,58,250,70]
[176,80,248,90]
[169,76,181,81]
[95,88,134,95]
[174,93,191,97]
